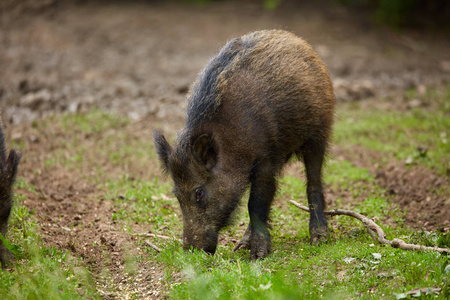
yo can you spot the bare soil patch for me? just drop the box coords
[11,118,169,298]
[376,164,450,232]
[334,145,450,232]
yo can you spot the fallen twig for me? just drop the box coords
[98,289,117,297]
[134,233,172,240]
[289,200,450,254]
[404,287,441,296]
[144,240,162,252]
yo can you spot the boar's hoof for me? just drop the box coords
[233,238,251,252]
[233,235,252,252]
[233,226,252,252]
[310,226,328,245]
[250,232,271,260]
[233,225,271,260]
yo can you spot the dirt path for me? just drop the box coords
[333,144,450,232]
[12,115,170,298]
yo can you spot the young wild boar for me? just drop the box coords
[0,122,21,267]
[154,30,334,259]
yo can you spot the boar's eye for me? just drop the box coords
[195,188,205,202]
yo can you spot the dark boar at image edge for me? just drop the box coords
[0,122,21,268]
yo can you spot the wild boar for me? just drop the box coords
[154,30,334,259]
[0,122,21,267]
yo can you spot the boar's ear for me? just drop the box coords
[191,134,216,171]
[4,150,21,187]
[0,123,21,187]
[153,130,172,173]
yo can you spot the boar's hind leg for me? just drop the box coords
[301,139,328,244]
[234,161,276,260]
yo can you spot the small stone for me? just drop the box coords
[408,99,422,109]
[68,101,80,113]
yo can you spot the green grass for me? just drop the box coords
[157,237,449,299]
[61,109,129,135]
[149,148,448,299]
[102,175,179,235]
[1,85,450,299]
[0,180,99,300]
[334,87,450,176]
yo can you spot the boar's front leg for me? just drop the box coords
[234,161,276,260]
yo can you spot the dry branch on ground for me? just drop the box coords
[289,200,450,254]
[144,240,162,252]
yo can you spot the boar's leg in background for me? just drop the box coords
[301,138,328,244]
[234,139,329,258]
[0,124,21,268]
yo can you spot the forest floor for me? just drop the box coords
[0,1,449,299]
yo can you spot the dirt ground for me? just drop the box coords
[1,0,449,298]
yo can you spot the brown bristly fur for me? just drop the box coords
[154,30,334,259]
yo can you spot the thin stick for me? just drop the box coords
[404,287,441,296]
[134,233,173,240]
[289,200,450,254]
[144,240,162,252]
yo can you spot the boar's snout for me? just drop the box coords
[182,229,218,255]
